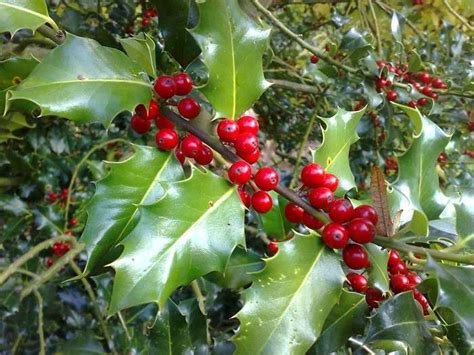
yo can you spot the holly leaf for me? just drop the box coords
[0,57,39,91]
[109,167,245,313]
[454,188,474,249]
[119,33,157,77]
[311,290,369,354]
[191,0,271,119]
[313,107,366,194]
[7,34,153,126]
[81,145,185,274]
[233,233,344,354]
[0,0,57,34]
[364,292,439,354]
[366,244,390,293]
[388,103,451,236]
[259,193,292,241]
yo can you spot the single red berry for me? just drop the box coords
[417,98,427,106]
[429,92,438,100]
[431,78,444,89]
[47,191,58,203]
[148,99,159,119]
[142,17,150,26]
[418,72,431,84]
[174,73,193,95]
[302,212,324,230]
[237,115,259,135]
[328,198,354,223]
[228,161,252,185]
[154,75,177,99]
[155,129,179,150]
[267,242,279,256]
[251,191,273,214]
[353,205,378,225]
[348,218,375,244]
[254,167,279,191]
[284,203,304,223]
[407,272,422,286]
[365,288,384,308]
[300,163,325,188]
[65,229,73,236]
[386,90,398,101]
[135,104,148,118]
[343,244,370,269]
[322,223,350,249]
[310,55,319,64]
[238,186,251,208]
[237,148,260,164]
[217,119,240,143]
[321,173,339,192]
[234,133,258,154]
[421,86,433,97]
[68,218,78,226]
[46,257,54,267]
[144,9,154,18]
[175,148,185,164]
[389,262,408,275]
[388,250,401,267]
[346,272,368,293]
[131,114,152,134]
[307,187,334,210]
[195,145,213,165]
[412,289,429,315]
[413,82,421,90]
[155,114,175,129]
[181,135,203,158]
[407,100,417,108]
[390,274,412,293]
[178,98,200,119]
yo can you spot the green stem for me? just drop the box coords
[290,113,317,189]
[0,177,22,187]
[441,0,474,32]
[33,290,45,355]
[367,0,382,58]
[36,24,64,45]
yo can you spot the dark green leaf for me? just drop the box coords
[0,0,57,34]
[365,244,390,293]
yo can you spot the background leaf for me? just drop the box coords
[0,0,57,34]
[119,33,157,77]
[365,244,390,293]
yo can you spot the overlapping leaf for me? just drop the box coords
[365,244,390,293]
[234,233,344,354]
[191,0,271,119]
[119,33,157,77]
[109,167,245,313]
[0,0,57,34]
[313,107,365,194]
[81,145,184,275]
[259,192,292,241]
[7,34,153,126]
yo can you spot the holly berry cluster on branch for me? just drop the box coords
[141,7,158,27]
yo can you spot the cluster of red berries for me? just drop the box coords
[141,7,158,27]
[46,229,75,267]
[384,156,398,175]
[47,187,72,207]
[412,0,423,5]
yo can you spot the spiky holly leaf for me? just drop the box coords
[313,107,365,194]
[388,103,450,236]
[0,0,57,34]
[259,193,292,241]
[366,243,390,293]
[233,233,344,354]
[109,167,245,313]
[454,188,474,249]
[80,145,184,274]
[7,34,152,126]
[365,292,439,354]
[119,33,157,77]
[191,0,271,119]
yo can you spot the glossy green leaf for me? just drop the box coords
[7,34,153,126]
[191,0,271,119]
[454,188,474,249]
[390,12,403,43]
[109,167,245,313]
[0,57,39,91]
[365,292,439,354]
[313,107,366,194]
[365,244,390,293]
[81,145,184,274]
[259,193,292,241]
[311,290,369,354]
[408,50,422,72]
[234,233,345,354]
[119,33,157,77]
[0,112,35,143]
[0,0,57,34]
[388,103,451,236]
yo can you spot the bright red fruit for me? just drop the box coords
[343,244,369,269]
[389,262,408,275]
[390,274,412,293]
[251,191,273,213]
[155,129,179,150]
[328,198,354,223]
[195,145,213,165]
[310,55,319,64]
[348,218,375,244]
[235,133,258,154]
[353,205,378,225]
[365,288,384,308]
[217,119,240,143]
[418,72,431,84]
[154,75,177,99]
[178,98,200,119]
[346,272,368,293]
[155,114,175,129]
[267,242,279,256]
[175,149,185,164]
[284,203,304,223]
[238,148,260,164]
[228,161,252,185]
[254,167,279,191]
[407,100,417,108]
[131,114,151,134]
[417,98,427,106]
[412,289,429,315]
[237,115,259,135]
[69,217,78,226]
[181,135,203,158]
[322,223,349,249]
[300,163,325,188]
[321,173,339,192]
[407,272,422,286]
[142,17,150,26]
[386,90,398,101]
[46,257,54,267]
[148,99,159,119]
[388,250,401,266]
[174,73,193,95]
[307,187,334,210]
[238,186,251,208]
[302,212,324,230]
[431,78,444,89]
[421,86,433,96]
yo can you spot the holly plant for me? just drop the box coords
[1,0,473,354]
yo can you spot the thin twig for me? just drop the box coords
[117,311,132,342]
[191,280,207,315]
[33,290,46,355]
[441,0,474,32]
[367,0,382,57]
[348,337,376,355]
[269,79,321,94]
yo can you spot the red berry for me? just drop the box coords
[237,115,259,135]
[148,99,159,119]
[195,145,213,165]
[238,186,251,208]
[343,244,369,269]
[267,242,279,256]
[237,148,260,164]
[310,55,319,64]
[155,114,175,129]
[284,203,304,223]
[386,90,398,101]
[228,161,252,185]
[154,75,177,99]
[406,272,422,286]
[407,100,417,108]
[302,212,324,230]
[431,78,444,89]
[174,73,193,95]
[175,148,185,164]
[346,272,368,293]
[322,223,349,249]
[328,198,354,223]
[155,129,179,150]
[429,92,438,100]
[390,274,412,293]
[348,218,375,244]
[131,114,152,134]
[389,262,408,275]
[417,98,427,106]
[47,191,58,203]
[353,205,378,225]
[46,257,54,267]
[68,218,78,226]
[365,288,384,308]
[300,163,325,188]
[142,17,150,26]
[307,187,334,210]
[254,167,279,191]
[388,250,401,266]
[418,72,431,84]
[217,119,240,143]
[234,133,258,154]
[251,191,273,214]
[135,104,147,118]
[65,229,73,236]
[181,135,203,158]
[412,289,429,315]
[178,98,201,119]
[421,86,433,97]
[321,173,339,192]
